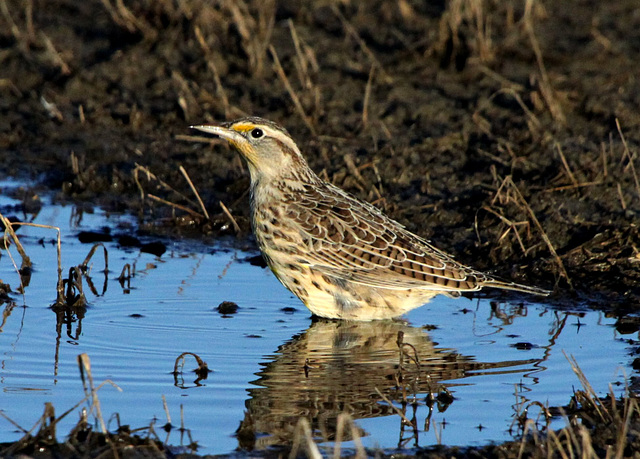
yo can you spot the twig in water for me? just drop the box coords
[375,387,414,426]
[80,243,109,274]
[0,214,32,270]
[1,217,63,300]
[118,264,132,282]
[173,352,211,389]
[162,394,172,428]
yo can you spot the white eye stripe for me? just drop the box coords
[256,127,299,150]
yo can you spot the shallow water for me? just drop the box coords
[0,181,632,454]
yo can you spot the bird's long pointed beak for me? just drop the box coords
[190,124,255,162]
[190,124,246,144]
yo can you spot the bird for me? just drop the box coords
[192,117,550,320]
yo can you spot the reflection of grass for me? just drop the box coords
[0,353,201,457]
[288,356,638,458]
[0,352,637,457]
[505,354,638,458]
[1,211,110,307]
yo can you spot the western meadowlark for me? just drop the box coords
[193,117,549,320]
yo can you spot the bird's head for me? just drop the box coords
[192,117,309,182]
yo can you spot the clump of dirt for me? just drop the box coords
[1,2,639,303]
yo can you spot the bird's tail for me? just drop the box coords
[484,279,551,296]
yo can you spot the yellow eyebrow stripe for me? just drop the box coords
[232,123,257,133]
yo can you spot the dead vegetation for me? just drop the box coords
[1,335,638,458]
[0,353,201,458]
[2,0,637,282]
[1,209,111,308]
[299,359,640,459]
[474,355,640,459]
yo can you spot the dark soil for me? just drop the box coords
[1,0,640,456]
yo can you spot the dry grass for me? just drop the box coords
[270,44,317,135]
[221,0,275,77]
[194,25,234,119]
[361,65,375,128]
[331,4,392,84]
[99,0,155,38]
[506,354,638,459]
[437,0,566,126]
[0,353,123,457]
[180,165,210,221]
[0,0,71,75]
[438,0,495,64]
[133,163,209,220]
[287,19,320,94]
[523,0,565,125]
[133,161,245,233]
[218,200,241,233]
[481,173,569,288]
[267,17,324,134]
[0,353,202,456]
[478,205,531,254]
[617,118,640,201]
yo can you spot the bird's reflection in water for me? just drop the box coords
[237,317,537,450]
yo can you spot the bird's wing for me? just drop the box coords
[286,183,487,292]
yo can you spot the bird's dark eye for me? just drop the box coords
[250,128,263,139]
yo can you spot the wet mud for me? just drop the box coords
[1,0,640,456]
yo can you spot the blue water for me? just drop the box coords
[0,181,632,454]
